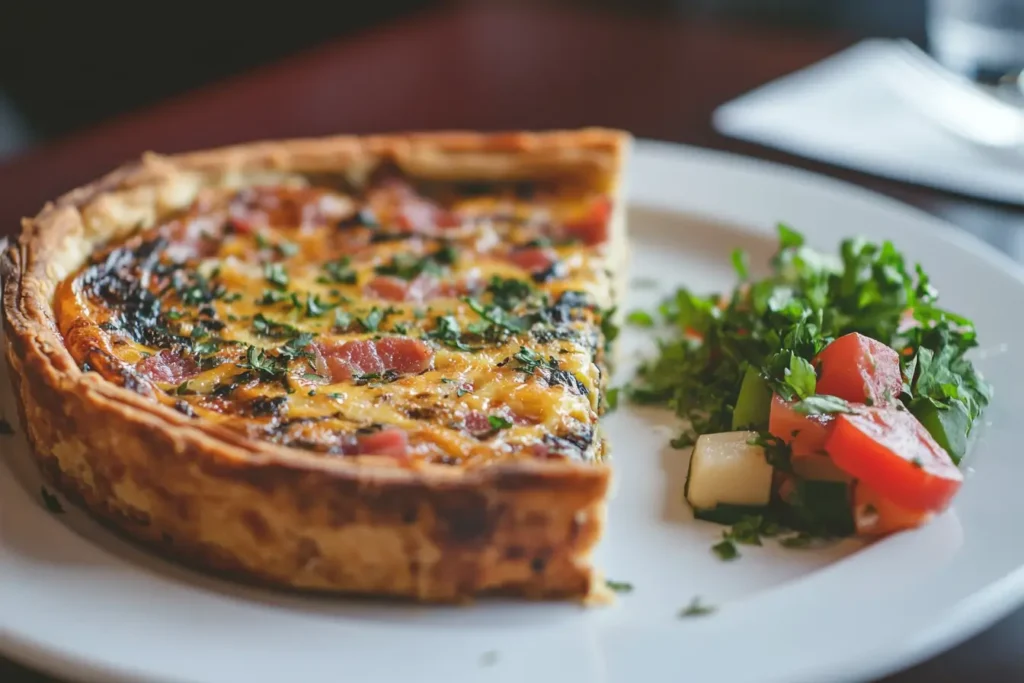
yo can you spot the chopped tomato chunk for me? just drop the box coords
[853,481,933,536]
[815,332,902,405]
[505,246,558,274]
[561,196,612,246]
[314,337,434,383]
[825,406,962,513]
[769,394,834,456]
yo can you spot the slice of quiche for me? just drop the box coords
[2,129,630,601]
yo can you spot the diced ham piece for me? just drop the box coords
[363,275,478,303]
[366,176,460,233]
[136,350,199,384]
[560,196,612,246]
[356,428,409,459]
[505,246,558,274]
[227,187,354,233]
[314,337,434,382]
[464,411,495,436]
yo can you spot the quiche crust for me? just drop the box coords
[1,129,630,601]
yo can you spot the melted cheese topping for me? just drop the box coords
[56,175,615,467]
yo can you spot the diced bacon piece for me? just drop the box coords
[136,350,199,384]
[505,246,558,273]
[356,428,410,460]
[560,196,612,246]
[227,187,354,232]
[315,337,434,382]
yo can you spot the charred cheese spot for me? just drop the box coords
[56,171,615,467]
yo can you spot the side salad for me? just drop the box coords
[624,225,992,550]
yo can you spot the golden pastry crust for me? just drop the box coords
[1,129,631,601]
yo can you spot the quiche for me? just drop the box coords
[1,129,631,601]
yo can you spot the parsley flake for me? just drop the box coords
[679,597,716,618]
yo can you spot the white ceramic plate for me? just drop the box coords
[2,141,1022,683]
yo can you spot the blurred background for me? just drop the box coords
[0,0,928,161]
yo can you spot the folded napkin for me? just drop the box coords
[713,39,1024,205]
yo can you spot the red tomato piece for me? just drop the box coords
[826,406,962,513]
[769,394,835,456]
[853,481,933,537]
[561,196,612,246]
[815,332,902,405]
[505,246,558,274]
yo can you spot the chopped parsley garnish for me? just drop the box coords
[303,294,332,318]
[464,296,523,333]
[334,309,353,330]
[320,257,358,285]
[487,415,513,430]
[252,313,300,339]
[238,345,286,381]
[375,248,455,281]
[711,538,738,561]
[512,346,545,374]
[175,380,194,396]
[679,597,716,618]
[605,579,633,593]
[257,289,292,306]
[358,306,388,332]
[40,486,65,514]
[428,315,473,351]
[487,276,534,310]
[263,262,290,289]
[626,310,655,327]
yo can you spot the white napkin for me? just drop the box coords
[713,39,1024,205]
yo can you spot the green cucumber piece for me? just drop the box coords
[732,366,773,430]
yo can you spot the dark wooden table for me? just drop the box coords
[2,5,1022,682]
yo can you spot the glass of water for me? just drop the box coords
[928,0,1024,85]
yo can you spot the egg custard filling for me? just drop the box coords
[56,168,618,467]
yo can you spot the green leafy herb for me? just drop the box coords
[358,307,385,332]
[40,486,64,514]
[257,289,291,305]
[711,538,738,561]
[333,309,353,330]
[263,262,289,289]
[626,310,656,327]
[731,248,750,280]
[320,257,358,285]
[605,579,633,593]
[679,596,716,618]
[252,313,300,339]
[428,315,473,351]
[375,249,453,281]
[487,415,513,430]
[790,395,855,416]
[487,276,534,310]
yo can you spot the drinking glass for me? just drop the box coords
[928,0,1024,88]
